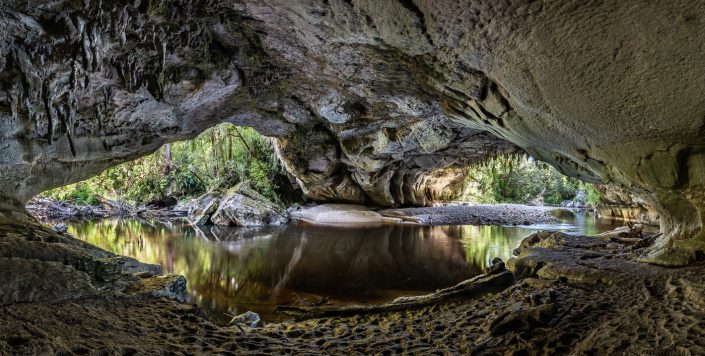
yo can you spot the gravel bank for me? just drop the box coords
[380,204,558,226]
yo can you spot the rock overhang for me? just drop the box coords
[3,0,705,265]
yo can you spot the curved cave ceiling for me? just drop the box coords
[3,0,705,265]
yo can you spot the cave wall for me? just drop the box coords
[595,184,660,227]
[4,0,705,264]
[0,0,516,210]
[235,0,705,265]
[0,0,297,209]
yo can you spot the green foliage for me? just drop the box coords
[43,182,101,206]
[41,124,286,205]
[584,185,601,207]
[460,155,601,206]
[146,0,168,17]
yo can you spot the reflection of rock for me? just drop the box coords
[262,225,478,294]
[192,224,282,241]
[211,183,289,226]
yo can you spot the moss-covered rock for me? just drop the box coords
[210,182,289,226]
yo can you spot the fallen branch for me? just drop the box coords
[632,233,662,250]
[276,269,514,319]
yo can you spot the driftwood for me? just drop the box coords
[276,268,514,319]
[135,209,187,219]
[597,223,644,241]
[27,196,188,223]
[98,196,133,214]
[632,233,662,250]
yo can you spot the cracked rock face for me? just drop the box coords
[3,0,705,265]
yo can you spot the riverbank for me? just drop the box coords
[379,204,558,226]
[30,198,561,227]
[25,197,187,221]
[287,203,561,227]
[2,216,702,354]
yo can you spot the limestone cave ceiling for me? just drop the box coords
[3,0,705,264]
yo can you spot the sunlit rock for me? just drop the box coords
[188,192,223,226]
[290,204,390,225]
[210,183,289,226]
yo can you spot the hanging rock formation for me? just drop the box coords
[3,0,705,265]
[0,0,515,213]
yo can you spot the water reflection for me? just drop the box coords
[62,212,621,323]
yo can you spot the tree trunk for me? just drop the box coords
[163,143,172,174]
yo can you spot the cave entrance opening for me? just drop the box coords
[28,138,622,325]
[36,123,300,210]
[441,154,601,209]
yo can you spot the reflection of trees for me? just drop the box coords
[69,220,507,322]
[460,225,536,270]
[269,225,478,295]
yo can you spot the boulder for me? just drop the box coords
[187,193,223,226]
[228,311,264,328]
[210,183,289,226]
[290,204,391,225]
[53,224,68,234]
[126,275,190,304]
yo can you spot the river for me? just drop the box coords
[61,211,622,323]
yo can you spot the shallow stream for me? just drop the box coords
[62,211,622,323]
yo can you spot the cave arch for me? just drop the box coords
[3,0,705,265]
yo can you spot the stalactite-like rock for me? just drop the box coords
[4,1,705,264]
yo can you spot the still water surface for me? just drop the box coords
[64,212,621,323]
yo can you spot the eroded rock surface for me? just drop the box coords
[0,0,516,213]
[0,216,187,305]
[188,191,223,225]
[596,184,660,226]
[3,0,705,264]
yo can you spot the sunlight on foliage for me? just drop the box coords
[460,155,601,206]
[42,124,285,205]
